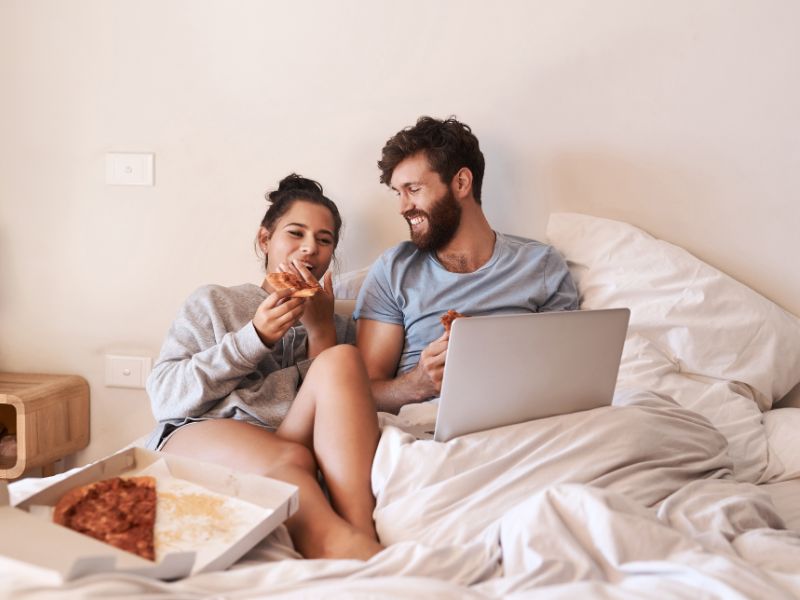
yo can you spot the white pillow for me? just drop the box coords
[333,267,369,300]
[546,213,800,411]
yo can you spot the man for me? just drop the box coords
[354,116,579,413]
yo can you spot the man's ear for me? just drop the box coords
[452,167,473,200]
[257,226,271,253]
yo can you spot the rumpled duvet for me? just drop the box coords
[5,389,800,599]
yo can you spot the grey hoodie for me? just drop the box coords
[144,283,355,449]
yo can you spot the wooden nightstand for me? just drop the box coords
[0,373,90,480]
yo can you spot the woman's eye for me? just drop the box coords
[288,231,303,238]
[318,238,333,246]
[409,187,420,194]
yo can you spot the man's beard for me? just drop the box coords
[405,189,462,251]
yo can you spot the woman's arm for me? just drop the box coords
[148,286,303,422]
[147,318,271,422]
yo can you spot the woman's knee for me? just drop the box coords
[303,345,372,403]
[311,344,365,376]
[273,439,317,474]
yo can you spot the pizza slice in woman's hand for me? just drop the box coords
[266,272,321,298]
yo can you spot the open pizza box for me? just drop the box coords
[0,446,299,581]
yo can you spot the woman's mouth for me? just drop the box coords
[293,259,316,272]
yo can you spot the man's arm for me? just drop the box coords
[356,318,448,413]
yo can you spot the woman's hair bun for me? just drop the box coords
[270,173,324,200]
[260,172,343,251]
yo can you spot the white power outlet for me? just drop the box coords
[105,152,155,186]
[105,355,152,389]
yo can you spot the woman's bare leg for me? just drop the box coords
[277,344,381,540]
[161,419,381,559]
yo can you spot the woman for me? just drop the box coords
[145,174,383,560]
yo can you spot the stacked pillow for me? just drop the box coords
[546,212,800,483]
[546,212,800,410]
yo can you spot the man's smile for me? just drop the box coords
[405,212,428,230]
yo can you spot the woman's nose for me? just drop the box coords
[300,238,317,254]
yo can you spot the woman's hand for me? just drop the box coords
[299,273,335,332]
[283,260,337,356]
[253,288,307,347]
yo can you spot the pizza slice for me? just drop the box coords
[53,476,157,561]
[266,271,321,298]
[440,309,467,333]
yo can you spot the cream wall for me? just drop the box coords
[2,1,798,467]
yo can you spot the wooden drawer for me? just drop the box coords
[0,373,90,479]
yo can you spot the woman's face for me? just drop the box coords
[260,200,336,281]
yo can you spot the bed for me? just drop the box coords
[4,212,800,599]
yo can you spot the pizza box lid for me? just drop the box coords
[0,446,299,581]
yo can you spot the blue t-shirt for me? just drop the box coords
[354,232,579,374]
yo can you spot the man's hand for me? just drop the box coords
[357,318,450,413]
[411,331,449,397]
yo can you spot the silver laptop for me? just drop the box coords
[423,308,630,442]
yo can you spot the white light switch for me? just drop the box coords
[105,355,152,389]
[105,152,154,186]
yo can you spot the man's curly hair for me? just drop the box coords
[378,116,485,204]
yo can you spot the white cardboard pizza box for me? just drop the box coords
[0,446,299,581]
